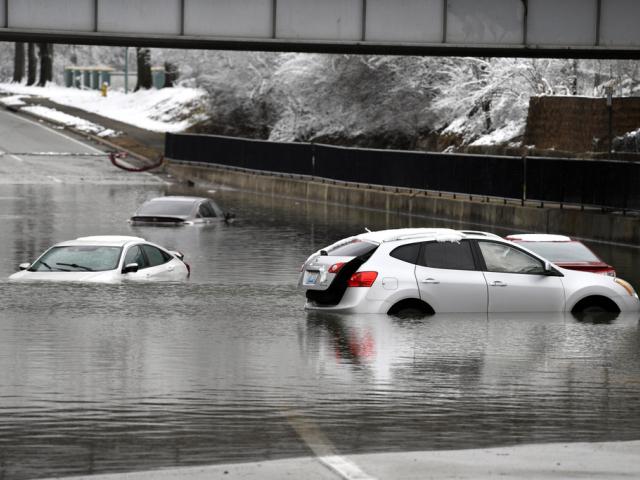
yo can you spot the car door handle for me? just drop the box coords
[490,281,508,287]
[421,278,440,284]
[167,266,175,271]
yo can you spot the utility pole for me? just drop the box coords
[606,86,613,156]
[124,47,129,93]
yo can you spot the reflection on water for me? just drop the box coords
[1,183,640,479]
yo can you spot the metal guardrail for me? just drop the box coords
[166,132,640,213]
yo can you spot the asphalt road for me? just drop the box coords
[0,108,164,186]
[1,106,640,480]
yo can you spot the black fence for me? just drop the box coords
[166,133,640,211]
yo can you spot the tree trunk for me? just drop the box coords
[163,61,179,88]
[13,42,25,83]
[38,43,54,87]
[26,43,37,86]
[135,47,152,91]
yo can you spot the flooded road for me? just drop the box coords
[1,109,640,479]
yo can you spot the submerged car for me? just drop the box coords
[9,236,190,283]
[129,196,233,226]
[298,228,639,315]
[506,234,616,277]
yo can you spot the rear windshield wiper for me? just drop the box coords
[56,262,94,271]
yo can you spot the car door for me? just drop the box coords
[414,240,488,313]
[477,241,565,312]
[121,244,151,281]
[140,244,181,280]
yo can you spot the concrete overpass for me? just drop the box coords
[1,0,640,58]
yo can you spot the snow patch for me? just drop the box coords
[470,121,524,146]
[0,83,207,133]
[21,105,119,137]
[0,95,27,107]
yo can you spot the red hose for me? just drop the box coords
[109,151,164,172]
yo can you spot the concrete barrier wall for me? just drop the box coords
[167,161,640,245]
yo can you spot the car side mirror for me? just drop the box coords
[544,261,562,276]
[122,263,139,274]
[19,262,31,271]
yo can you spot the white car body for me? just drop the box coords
[9,236,189,283]
[129,196,227,226]
[298,229,640,315]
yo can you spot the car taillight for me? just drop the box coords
[328,262,346,274]
[347,271,378,287]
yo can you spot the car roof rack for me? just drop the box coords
[458,230,503,240]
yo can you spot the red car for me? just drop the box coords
[506,234,616,277]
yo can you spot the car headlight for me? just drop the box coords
[615,278,637,297]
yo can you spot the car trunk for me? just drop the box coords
[300,241,378,306]
[130,216,186,225]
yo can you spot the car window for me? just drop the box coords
[208,201,223,217]
[328,240,378,257]
[123,245,149,269]
[479,241,545,274]
[390,243,421,264]
[141,245,170,267]
[198,202,216,218]
[417,241,476,270]
[137,200,195,216]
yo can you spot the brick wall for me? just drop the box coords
[524,96,640,153]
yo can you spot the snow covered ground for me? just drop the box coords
[0,83,207,133]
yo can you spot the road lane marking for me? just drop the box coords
[9,154,24,163]
[47,176,62,183]
[285,411,377,480]
[3,110,169,185]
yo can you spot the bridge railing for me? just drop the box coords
[166,132,640,212]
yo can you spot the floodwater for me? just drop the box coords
[1,180,640,480]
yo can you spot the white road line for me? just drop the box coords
[285,411,378,480]
[47,176,62,183]
[9,154,24,163]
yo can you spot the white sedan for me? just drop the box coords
[9,236,190,283]
[298,228,640,315]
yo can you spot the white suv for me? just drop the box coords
[298,229,639,315]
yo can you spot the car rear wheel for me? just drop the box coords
[388,299,435,318]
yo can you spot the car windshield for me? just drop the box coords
[137,200,196,216]
[30,246,123,272]
[518,241,601,263]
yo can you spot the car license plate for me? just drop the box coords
[305,271,319,285]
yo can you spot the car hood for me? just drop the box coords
[9,270,119,283]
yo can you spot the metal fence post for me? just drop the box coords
[522,155,527,206]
